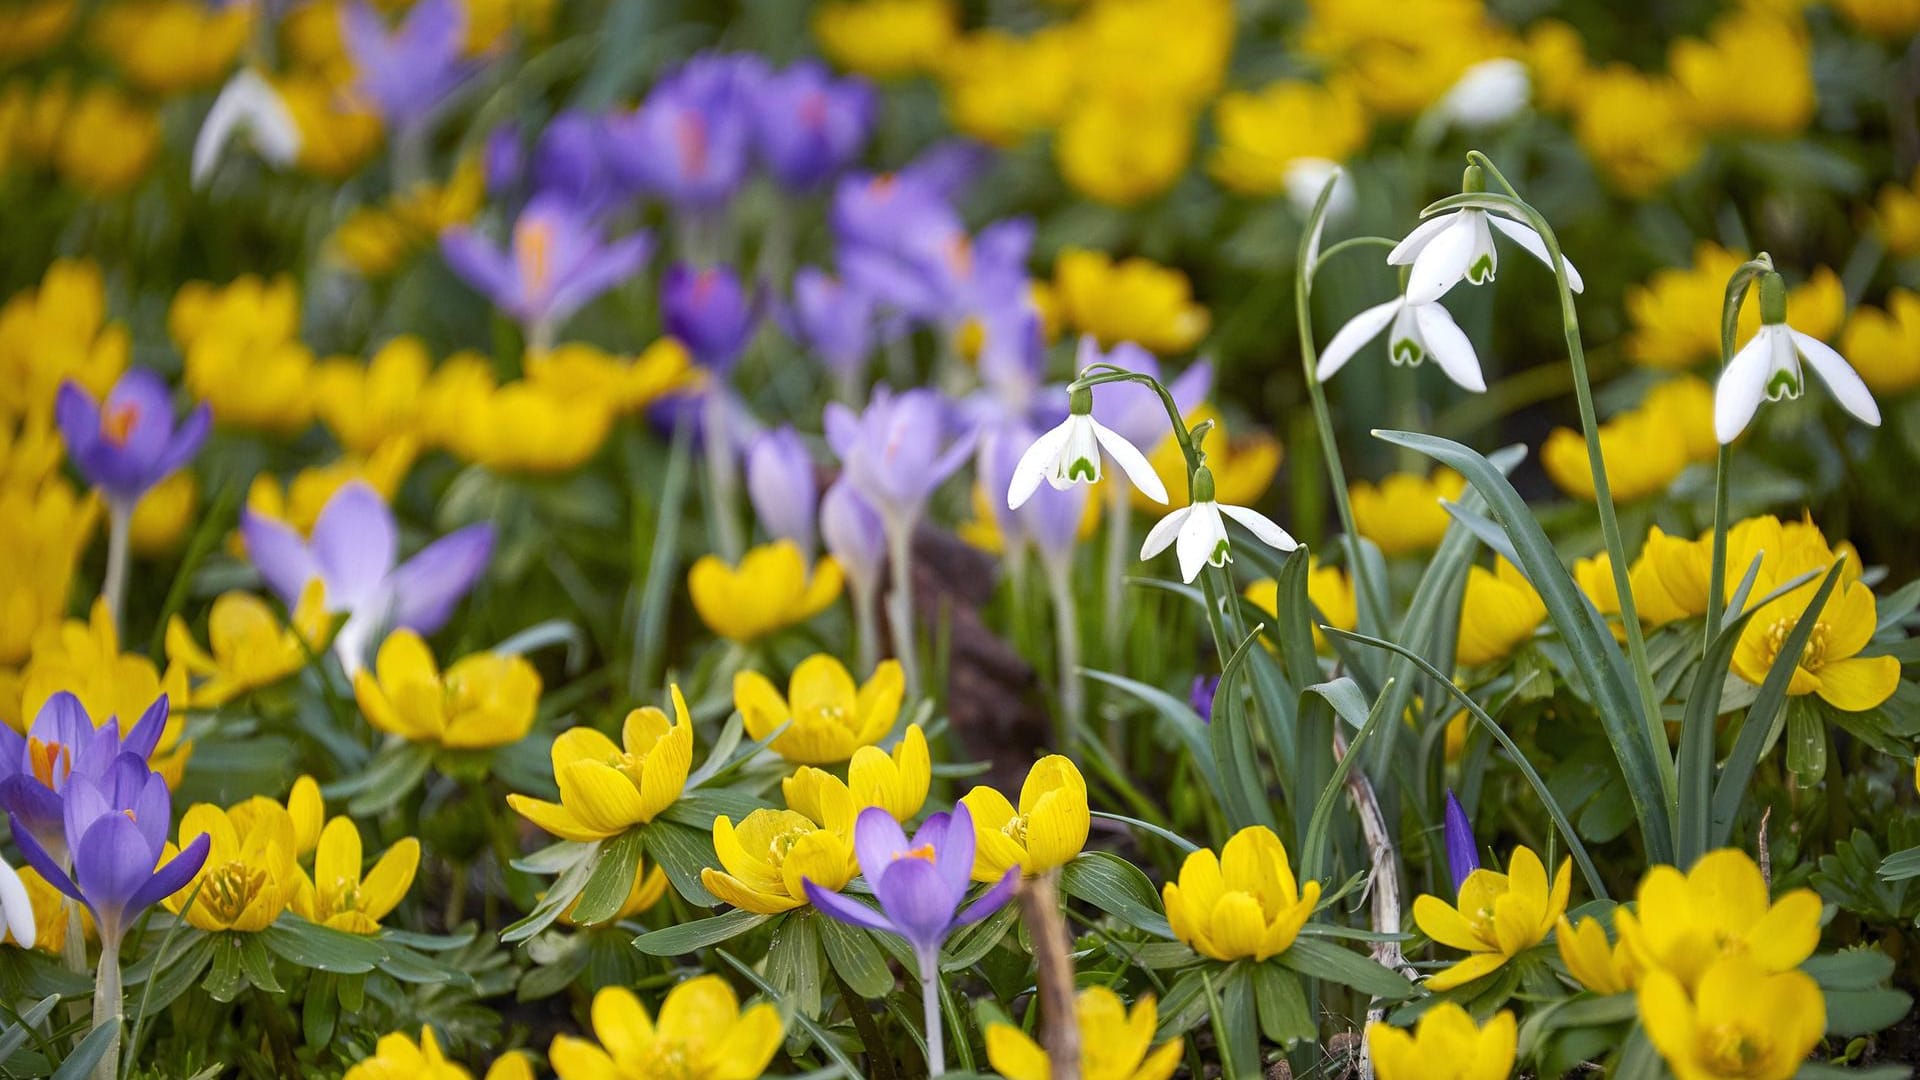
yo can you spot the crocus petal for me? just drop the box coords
[154,403,213,478]
[1007,423,1071,510]
[73,813,156,929]
[1406,219,1476,305]
[955,868,1019,926]
[240,511,319,607]
[1317,298,1402,381]
[387,524,495,633]
[1139,507,1190,561]
[1218,503,1297,553]
[1387,212,1458,266]
[311,483,398,610]
[440,229,523,316]
[7,813,79,902]
[852,806,911,880]
[1091,419,1168,504]
[1714,331,1773,444]
[53,382,102,460]
[128,831,212,913]
[1488,215,1583,293]
[122,696,170,762]
[933,803,977,905]
[805,880,896,934]
[1791,330,1880,427]
[1413,302,1486,392]
[872,857,957,950]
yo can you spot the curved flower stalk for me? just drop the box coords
[1007,340,1169,509]
[1388,168,1585,305]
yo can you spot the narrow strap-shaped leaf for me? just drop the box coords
[1300,678,1392,883]
[1082,670,1221,796]
[1211,623,1280,832]
[633,909,772,957]
[716,949,863,1079]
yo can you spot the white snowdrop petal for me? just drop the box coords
[1488,214,1584,294]
[1405,220,1477,305]
[1317,298,1403,381]
[1387,212,1459,266]
[1714,332,1773,444]
[1413,302,1487,393]
[1092,419,1169,504]
[1140,506,1190,561]
[1792,330,1881,427]
[1218,503,1298,552]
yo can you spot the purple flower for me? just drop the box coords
[440,194,652,336]
[1189,675,1219,723]
[897,139,994,201]
[645,386,762,461]
[608,54,762,210]
[820,479,886,598]
[0,693,169,865]
[746,427,818,555]
[661,263,758,372]
[978,422,1084,566]
[752,60,876,191]
[240,481,493,675]
[780,267,880,390]
[484,124,524,193]
[530,109,623,215]
[341,0,473,131]
[806,804,1016,966]
[1085,340,1213,451]
[970,304,1053,428]
[832,171,968,321]
[1443,790,1479,895]
[824,387,976,524]
[54,370,210,508]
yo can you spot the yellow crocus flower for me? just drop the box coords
[51,82,161,195]
[1368,1003,1516,1080]
[1297,0,1506,119]
[1350,468,1465,556]
[1522,19,1590,114]
[1245,558,1360,653]
[812,0,955,80]
[783,724,928,824]
[1052,248,1210,356]
[15,598,192,784]
[1055,97,1192,207]
[1615,849,1821,992]
[562,860,669,927]
[1639,953,1824,1080]
[549,979,784,1080]
[507,688,694,842]
[1571,65,1701,199]
[1555,914,1639,995]
[1208,79,1369,198]
[313,336,433,455]
[1840,288,1920,396]
[1412,845,1571,991]
[0,409,63,490]
[1732,551,1898,712]
[167,583,333,709]
[353,630,541,750]
[173,275,314,435]
[985,985,1183,1080]
[129,470,197,557]
[0,480,98,673]
[1162,825,1319,963]
[1669,11,1813,138]
[734,656,904,765]
[700,808,856,915]
[1455,558,1546,668]
[344,1026,532,1080]
[1133,407,1281,513]
[962,755,1090,881]
[331,155,485,276]
[1541,406,1687,503]
[168,800,302,932]
[688,541,843,644]
[294,816,420,934]
[1072,0,1233,108]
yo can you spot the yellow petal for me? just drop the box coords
[1635,969,1697,1067]
[1422,950,1509,992]
[556,762,646,836]
[589,985,655,1064]
[710,1002,785,1080]
[357,837,420,921]
[1745,887,1822,972]
[548,1035,619,1080]
[984,1024,1051,1080]
[1412,894,1488,953]
[1816,655,1901,712]
[1204,891,1267,961]
[314,816,364,895]
[733,670,791,741]
[506,794,600,843]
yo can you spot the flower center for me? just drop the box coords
[1001,814,1030,846]
[640,1042,696,1080]
[101,403,139,446]
[893,843,937,864]
[606,749,651,789]
[515,218,554,299]
[799,89,828,130]
[1763,617,1830,673]
[807,702,857,734]
[204,861,267,925]
[675,112,709,176]
[27,737,70,788]
[1703,1022,1768,1074]
[325,875,363,917]
[944,233,973,278]
[766,826,808,871]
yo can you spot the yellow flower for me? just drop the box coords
[1056,97,1191,207]
[1072,0,1233,108]
[1631,525,1712,627]
[550,979,784,1080]
[700,808,856,915]
[9,865,84,954]
[1670,11,1812,137]
[458,0,555,54]
[168,800,301,932]
[0,258,127,417]
[525,339,694,416]
[962,755,1090,881]
[0,0,74,64]
[345,1026,533,1080]
[0,408,63,490]
[1879,170,1920,259]
[129,470,196,557]
[986,985,1183,1080]
[51,82,161,194]
[562,860,669,926]
[253,774,325,857]
[330,155,486,276]
[1350,468,1465,556]
[813,0,955,80]
[783,724,928,825]
[1732,547,1898,712]
[1614,849,1820,992]
[1133,407,1280,513]
[1208,79,1370,197]
[1523,19,1590,114]
[15,598,192,784]
[959,477,1101,556]
[1368,1003,1515,1080]
[443,378,617,474]
[173,275,315,434]
[689,541,843,644]
[939,28,1076,146]
[1832,0,1920,34]
[1639,953,1825,1080]
[276,72,383,178]
[313,336,433,454]
[91,0,250,93]
[1411,845,1571,991]
[1161,825,1319,962]
[1840,288,1920,396]
[1541,408,1688,503]
[1572,65,1700,198]
[0,480,98,671]
[167,582,334,708]
[1556,915,1640,995]
[239,438,417,544]
[1243,558,1357,653]
[353,630,541,750]
[1626,243,1842,370]
[1575,551,1629,640]
[1643,375,1720,464]
[294,816,420,934]
[1455,558,1546,667]
[507,687,694,841]
[1053,248,1209,355]
[1298,0,1508,118]
[735,656,904,765]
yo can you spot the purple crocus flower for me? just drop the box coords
[746,427,818,555]
[752,60,876,191]
[1085,340,1213,451]
[821,479,886,600]
[54,370,211,509]
[608,54,762,210]
[0,693,169,865]
[897,138,995,201]
[824,386,976,525]
[832,171,968,321]
[1443,789,1480,894]
[341,0,473,132]
[780,267,880,394]
[970,304,1054,429]
[531,109,622,215]
[661,263,758,372]
[440,194,653,343]
[240,481,493,676]
[484,124,524,193]
[977,422,1084,568]
[1189,675,1219,723]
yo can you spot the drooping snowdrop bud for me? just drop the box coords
[1139,465,1296,583]
[1433,59,1531,131]
[191,69,301,187]
[1007,380,1167,510]
[1714,271,1880,444]
[1388,165,1585,305]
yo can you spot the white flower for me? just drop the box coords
[1008,407,1168,509]
[1714,322,1880,444]
[1388,206,1584,305]
[0,856,35,950]
[191,69,302,188]
[1433,59,1531,130]
[1316,291,1485,392]
[1139,470,1297,583]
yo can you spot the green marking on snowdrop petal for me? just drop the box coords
[1391,338,1424,366]
[1069,456,1098,482]
[1467,254,1495,284]
[1766,369,1802,400]
[1210,539,1231,566]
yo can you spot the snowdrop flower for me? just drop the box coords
[1715,272,1880,444]
[191,69,301,187]
[1284,158,1353,224]
[1007,381,1167,510]
[1317,290,1486,392]
[1389,169,1585,305]
[1432,59,1531,131]
[1140,466,1296,583]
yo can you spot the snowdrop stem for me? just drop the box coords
[1310,235,1397,275]
[1708,256,1777,646]
[1102,477,1129,665]
[1467,151,1675,801]
[1043,554,1083,754]
[102,501,131,635]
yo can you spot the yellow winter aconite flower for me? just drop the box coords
[1627,244,1843,370]
[1209,79,1370,197]
[986,986,1183,1080]
[1643,375,1720,463]
[1056,98,1191,207]
[1670,11,1812,137]
[276,72,383,178]
[1351,468,1465,556]
[525,339,694,416]
[1243,558,1357,652]
[441,377,617,474]
[939,28,1076,147]
[1556,914,1640,995]
[962,755,1090,881]
[550,978,785,1080]
[700,808,856,914]
[1572,66,1700,198]
[0,259,127,417]
[331,155,486,276]
[813,0,955,80]
[14,80,162,195]
[1614,849,1820,991]
[1840,288,1920,396]
[1134,407,1280,513]
[734,656,904,765]
[1832,0,1920,34]
[1053,248,1209,355]
[1879,170,1920,258]
[294,816,420,934]
[354,630,542,750]
[0,481,98,672]
[168,800,301,932]
[1298,0,1509,119]
[14,599,192,783]
[173,275,315,434]
[1639,953,1825,1080]
[507,687,694,841]
[783,724,929,825]
[1541,407,1688,503]
[91,0,250,93]
[167,582,333,708]
[1455,558,1546,667]
[1412,845,1571,991]
[1522,19,1589,114]
[689,540,843,643]
[562,860,669,926]
[313,336,433,455]
[1732,541,1897,712]
[344,1027,532,1080]
[0,0,74,64]
[0,410,62,489]
[1368,1003,1516,1080]
[1162,825,1319,963]
[254,775,325,857]
[240,439,417,544]
[129,470,196,557]
[1073,0,1232,107]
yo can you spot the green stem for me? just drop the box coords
[1102,476,1129,667]
[1707,256,1776,647]
[703,391,743,563]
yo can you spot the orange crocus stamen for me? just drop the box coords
[515,218,554,298]
[893,843,937,864]
[102,403,140,446]
[676,113,709,175]
[27,738,68,787]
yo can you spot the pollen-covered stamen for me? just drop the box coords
[1000,814,1029,845]
[893,843,937,864]
[101,403,140,446]
[515,217,554,300]
[766,826,808,870]
[1704,1023,1767,1073]
[1763,617,1832,673]
[27,737,70,787]
[203,861,268,924]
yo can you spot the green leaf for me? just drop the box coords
[816,914,894,999]
[661,787,774,831]
[943,905,1017,972]
[1785,698,1828,786]
[1252,961,1314,1047]
[51,1018,118,1080]
[202,936,248,1003]
[1823,989,1913,1037]
[1082,671,1221,797]
[634,909,773,957]
[1210,622,1280,833]
[501,839,602,943]
[237,935,284,994]
[1805,949,1897,990]
[1877,844,1920,882]
[1059,851,1173,938]
[1676,554,1772,866]
[1275,936,1412,1000]
[376,943,464,985]
[1300,677,1392,884]
[1089,810,1200,854]
[0,995,59,1063]
[766,911,826,1023]
[259,917,385,974]
[570,828,647,926]
[324,743,434,816]
[1214,964,1260,1080]
[716,949,863,1079]
[644,820,722,906]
